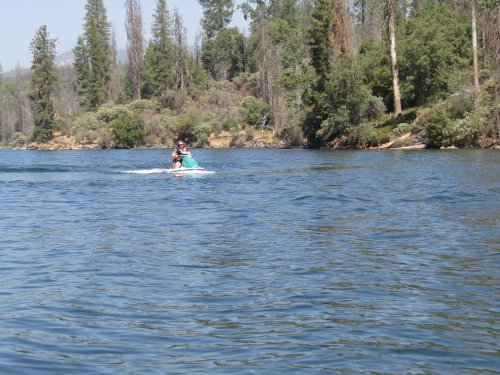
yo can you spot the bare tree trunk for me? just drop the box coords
[126,0,144,100]
[388,0,402,116]
[472,0,480,91]
[256,6,271,104]
[109,29,123,103]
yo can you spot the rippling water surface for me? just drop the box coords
[0,149,498,374]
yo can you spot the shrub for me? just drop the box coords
[10,132,28,148]
[96,105,131,123]
[143,113,175,146]
[418,107,453,148]
[345,123,379,148]
[158,90,184,111]
[279,122,304,148]
[391,123,413,139]
[174,111,202,145]
[242,96,268,127]
[112,113,144,148]
[451,118,480,148]
[363,95,386,121]
[127,99,159,113]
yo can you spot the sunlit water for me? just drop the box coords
[0,149,498,374]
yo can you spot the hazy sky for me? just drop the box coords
[0,0,248,72]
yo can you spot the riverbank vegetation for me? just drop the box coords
[0,0,499,150]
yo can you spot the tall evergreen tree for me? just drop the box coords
[74,0,112,110]
[198,0,238,80]
[303,0,331,146]
[198,0,234,39]
[73,35,91,106]
[30,25,57,142]
[143,0,174,98]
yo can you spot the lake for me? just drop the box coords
[0,149,498,374]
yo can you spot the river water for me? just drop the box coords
[0,149,498,374]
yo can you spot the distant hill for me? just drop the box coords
[55,49,128,67]
[2,49,129,77]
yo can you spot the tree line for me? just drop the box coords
[0,0,499,149]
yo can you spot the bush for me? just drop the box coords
[10,132,28,148]
[112,113,144,148]
[242,96,268,127]
[96,105,131,123]
[391,123,413,139]
[363,95,386,121]
[279,122,304,148]
[127,99,160,113]
[96,128,112,149]
[346,123,379,148]
[143,113,175,146]
[174,111,202,145]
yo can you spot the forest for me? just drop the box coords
[0,0,499,150]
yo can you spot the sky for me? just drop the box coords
[0,0,248,72]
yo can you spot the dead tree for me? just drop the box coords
[388,0,402,116]
[125,0,144,100]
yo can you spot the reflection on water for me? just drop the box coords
[0,149,499,374]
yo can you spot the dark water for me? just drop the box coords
[0,149,498,374]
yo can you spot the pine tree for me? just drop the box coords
[198,0,234,39]
[74,0,112,110]
[73,35,90,107]
[30,25,57,143]
[198,0,238,80]
[143,0,174,98]
[303,0,332,146]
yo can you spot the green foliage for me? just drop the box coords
[415,94,483,149]
[201,27,246,80]
[30,25,57,143]
[143,112,174,146]
[399,2,471,106]
[96,104,132,123]
[358,39,393,111]
[10,132,28,148]
[198,0,234,39]
[242,96,267,126]
[174,110,201,145]
[391,122,413,138]
[279,122,304,148]
[345,123,378,149]
[475,78,500,138]
[143,0,175,99]
[112,113,144,148]
[309,0,332,86]
[126,99,160,113]
[74,0,112,110]
[315,58,375,143]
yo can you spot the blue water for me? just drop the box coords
[0,149,498,374]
